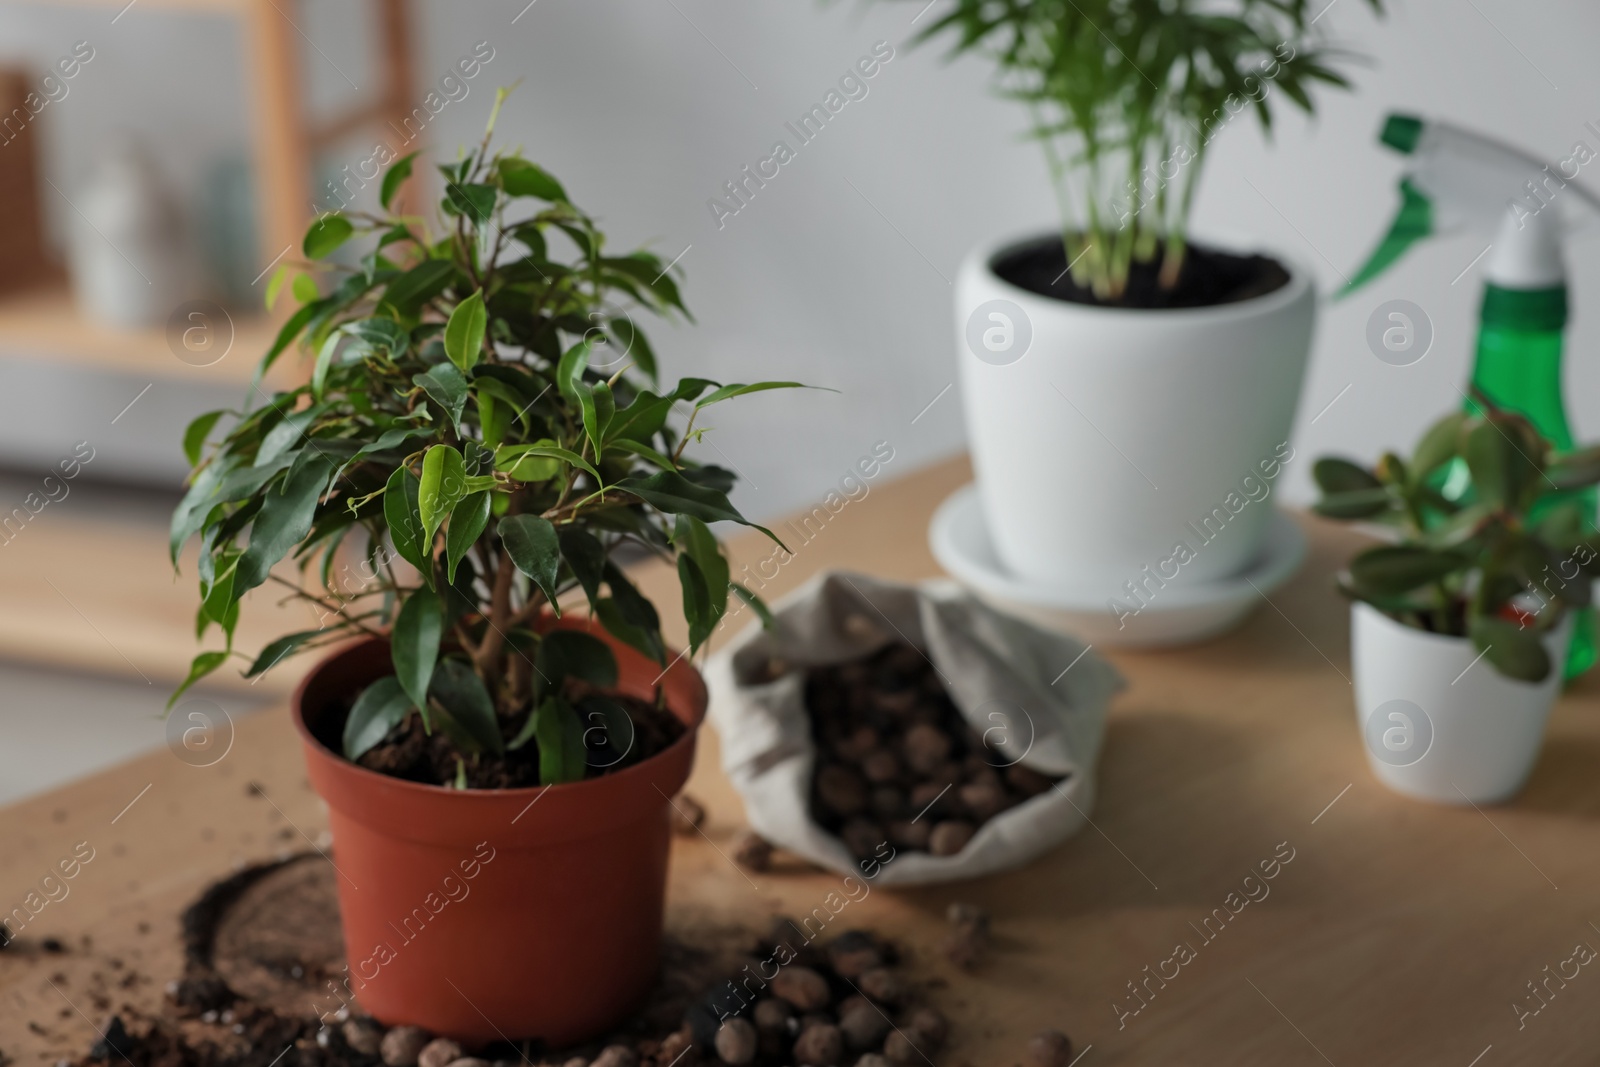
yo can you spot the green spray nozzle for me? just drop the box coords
[1337,112,1600,300]
[1380,113,1423,155]
[1336,112,1432,300]
[1338,178,1433,299]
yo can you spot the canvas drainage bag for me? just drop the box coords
[707,571,1123,886]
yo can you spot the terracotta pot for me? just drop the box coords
[290,618,706,1044]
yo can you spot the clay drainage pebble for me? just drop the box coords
[797,643,1063,862]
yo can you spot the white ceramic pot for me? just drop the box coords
[1351,602,1570,805]
[954,233,1315,592]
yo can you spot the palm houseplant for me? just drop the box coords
[902,0,1380,637]
[169,99,802,1042]
[1314,408,1600,804]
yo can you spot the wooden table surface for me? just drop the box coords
[4,455,1600,1066]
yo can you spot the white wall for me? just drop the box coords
[3,0,1599,520]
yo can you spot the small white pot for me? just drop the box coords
[1350,602,1570,805]
[954,233,1315,589]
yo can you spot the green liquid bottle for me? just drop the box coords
[1461,276,1596,678]
[1345,113,1600,678]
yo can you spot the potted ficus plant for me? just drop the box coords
[169,97,803,1042]
[1314,408,1600,804]
[896,0,1379,598]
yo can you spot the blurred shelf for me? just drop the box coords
[0,0,265,12]
[0,283,297,389]
[0,0,252,13]
[0,508,316,698]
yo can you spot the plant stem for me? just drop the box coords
[474,548,517,685]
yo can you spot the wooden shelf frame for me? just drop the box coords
[0,0,420,385]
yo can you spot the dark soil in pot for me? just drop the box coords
[802,643,1063,860]
[994,235,1291,309]
[300,642,685,790]
[344,692,684,790]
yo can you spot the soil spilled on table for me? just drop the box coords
[55,854,956,1067]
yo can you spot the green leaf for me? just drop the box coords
[473,376,537,428]
[1546,444,1600,491]
[260,299,322,376]
[1375,452,1408,487]
[532,697,588,785]
[255,405,319,468]
[414,363,469,431]
[303,214,354,260]
[446,491,491,583]
[617,471,781,545]
[428,657,504,756]
[478,391,508,449]
[595,598,662,664]
[670,378,720,403]
[1311,487,1391,520]
[556,340,591,402]
[244,627,326,678]
[384,465,432,584]
[344,316,410,355]
[380,151,420,211]
[392,587,443,713]
[1470,615,1552,683]
[343,676,415,760]
[495,442,600,484]
[610,391,675,443]
[609,438,677,471]
[197,558,237,641]
[265,264,291,311]
[1413,412,1466,480]
[335,426,430,482]
[577,381,615,457]
[381,259,456,314]
[537,629,619,690]
[497,157,567,201]
[1423,502,1494,549]
[675,514,729,652]
[311,330,344,401]
[1465,419,1539,510]
[1313,457,1381,495]
[607,317,656,382]
[167,650,228,711]
[500,514,562,610]
[578,694,635,761]
[444,289,488,372]
[678,554,715,654]
[1348,545,1462,597]
[558,527,606,610]
[419,445,467,546]
[445,181,498,224]
[182,410,226,467]
[601,563,664,662]
[171,461,230,563]
[694,381,811,409]
[235,455,331,595]
[733,582,775,630]
[291,273,319,304]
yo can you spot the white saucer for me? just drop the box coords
[929,483,1309,648]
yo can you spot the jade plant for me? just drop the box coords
[170,98,800,785]
[1313,407,1600,682]
[893,0,1381,299]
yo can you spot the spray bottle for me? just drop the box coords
[1342,113,1600,678]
